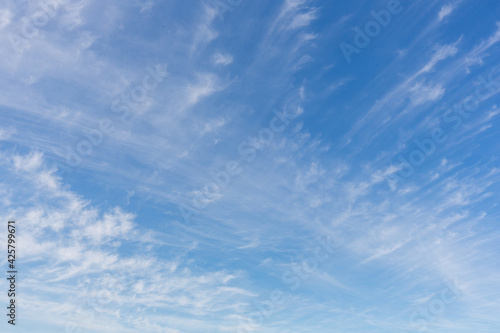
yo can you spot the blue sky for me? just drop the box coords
[1,0,500,332]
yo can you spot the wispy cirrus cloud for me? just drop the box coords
[438,3,456,21]
[1,0,500,332]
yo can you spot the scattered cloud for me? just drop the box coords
[409,81,445,106]
[438,4,456,21]
[213,52,233,66]
[2,1,500,332]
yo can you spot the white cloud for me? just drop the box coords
[1,152,251,331]
[438,4,456,21]
[13,150,44,172]
[199,117,226,135]
[420,42,459,73]
[288,7,318,30]
[213,52,233,65]
[0,126,16,140]
[459,22,500,71]
[325,77,352,94]
[78,207,135,243]
[409,82,445,106]
[1,2,500,331]
[185,72,224,106]
[60,0,92,30]
[190,5,220,52]
[294,161,325,190]
[342,41,459,146]
[139,0,154,13]
[0,8,13,30]
[273,0,318,31]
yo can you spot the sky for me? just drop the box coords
[1,0,500,332]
